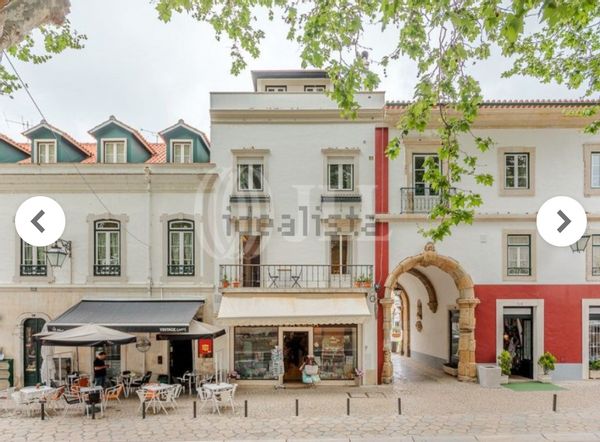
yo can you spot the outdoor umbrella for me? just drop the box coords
[39,325,56,385]
[155,320,226,341]
[38,324,136,347]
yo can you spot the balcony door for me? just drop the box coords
[412,153,440,212]
[241,235,261,287]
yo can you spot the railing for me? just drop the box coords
[593,267,600,276]
[94,265,121,276]
[219,264,374,290]
[168,265,195,276]
[507,267,531,276]
[400,187,455,213]
[20,265,47,276]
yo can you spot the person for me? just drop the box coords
[299,355,320,386]
[93,351,108,387]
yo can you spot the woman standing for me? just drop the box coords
[300,355,320,386]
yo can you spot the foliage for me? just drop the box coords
[537,351,557,375]
[0,20,86,96]
[589,359,600,371]
[497,350,512,376]
[155,0,600,241]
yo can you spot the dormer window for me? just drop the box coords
[171,140,193,164]
[103,140,127,163]
[265,85,287,92]
[305,85,326,92]
[36,140,57,164]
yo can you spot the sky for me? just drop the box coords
[0,0,588,141]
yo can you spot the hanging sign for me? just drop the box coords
[198,339,213,356]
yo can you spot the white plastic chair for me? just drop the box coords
[212,388,235,415]
[197,387,213,413]
[0,387,15,412]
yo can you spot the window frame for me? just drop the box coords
[264,85,287,92]
[502,230,536,281]
[329,234,352,275]
[327,159,354,191]
[304,85,326,92]
[167,219,195,276]
[591,152,600,189]
[412,153,440,196]
[34,139,57,164]
[20,240,47,277]
[506,234,532,276]
[498,147,535,196]
[101,139,127,164]
[170,139,193,164]
[94,219,121,276]
[504,152,530,189]
[237,161,264,192]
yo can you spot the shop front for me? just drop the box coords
[218,293,370,385]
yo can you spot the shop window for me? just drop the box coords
[590,308,600,364]
[52,355,72,383]
[313,326,357,380]
[234,327,279,380]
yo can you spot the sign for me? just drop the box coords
[198,339,213,356]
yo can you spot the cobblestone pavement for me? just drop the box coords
[1,358,599,441]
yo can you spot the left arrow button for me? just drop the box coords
[31,209,45,233]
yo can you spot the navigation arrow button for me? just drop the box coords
[557,210,571,233]
[31,209,45,233]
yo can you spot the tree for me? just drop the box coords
[3,1,599,240]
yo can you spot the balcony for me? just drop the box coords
[94,265,121,276]
[400,187,456,214]
[20,265,48,277]
[219,264,374,290]
[168,265,195,276]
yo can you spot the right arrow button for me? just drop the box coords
[557,210,571,233]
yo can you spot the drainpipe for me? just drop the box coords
[145,167,153,297]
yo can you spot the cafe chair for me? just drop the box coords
[103,384,124,408]
[211,389,235,415]
[61,392,84,417]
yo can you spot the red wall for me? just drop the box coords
[374,127,389,384]
[475,285,600,364]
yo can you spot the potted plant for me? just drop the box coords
[589,360,600,379]
[221,273,229,288]
[354,276,363,288]
[537,351,557,383]
[231,279,240,288]
[362,275,373,288]
[497,350,512,384]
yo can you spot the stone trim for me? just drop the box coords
[381,243,479,383]
[583,144,600,197]
[497,146,536,196]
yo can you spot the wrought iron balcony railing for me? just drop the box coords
[94,265,121,276]
[168,264,195,276]
[20,265,48,276]
[219,264,374,290]
[507,267,532,277]
[400,187,456,213]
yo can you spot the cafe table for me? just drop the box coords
[80,385,104,417]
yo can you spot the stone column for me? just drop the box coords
[456,294,480,382]
[380,296,394,384]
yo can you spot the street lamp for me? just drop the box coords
[570,234,591,253]
[45,239,72,268]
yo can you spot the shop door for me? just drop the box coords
[280,328,312,383]
[503,307,534,378]
[241,235,261,287]
[23,318,45,386]
[170,340,193,382]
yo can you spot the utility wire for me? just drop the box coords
[2,51,151,248]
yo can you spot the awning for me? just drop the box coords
[156,320,226,341]
[217,293,371,326]
[47,299,204,333]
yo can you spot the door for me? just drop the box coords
[23,318,45,386]
[170,340,193,383]
[280,328,312,383]
[241,235,261,287]
[503,307,534,378]
[412,153,440,212]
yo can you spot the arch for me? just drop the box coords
[381,242,479,383]
[407,268,438,313]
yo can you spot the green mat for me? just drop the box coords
[502,381,566,391]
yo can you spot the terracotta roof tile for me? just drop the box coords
[0,133,31,154]
[385,99,600,110]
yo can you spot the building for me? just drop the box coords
[0,117,219,388]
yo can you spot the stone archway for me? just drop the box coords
[381,243,480,383]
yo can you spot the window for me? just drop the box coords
[592,153,600,189]
[234,327,279,380]
[36,141,57,164]
[304,85,326,92]
[330,235,351,275]
[505,153,529,189]
[313,326,357,380]
[168,220,194,276]
[592,235,600,276]
[328,158,354,191]
[103,140,126,163]
[172,141,193,164]
[265,85,287,92]
[94,220,120,276]
[20,240,47,276]
[507,234,531,276]
[412,153,440,195]
[237,163,263,191]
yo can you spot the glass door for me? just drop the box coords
[589,308,600,365]
[23,318,45,386]
[279,327,313,383]
[240,235,261,287]
[503,307,534,378]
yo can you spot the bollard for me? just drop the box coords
[398,397,401,415]
[40,400,45,421]
[142,399,146,419]
[295,398,299,416]
[244,399,248,417]
[193,400,197,418]
[91,402,95,420]
[347,397,350,416]
[553,394,557,412]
